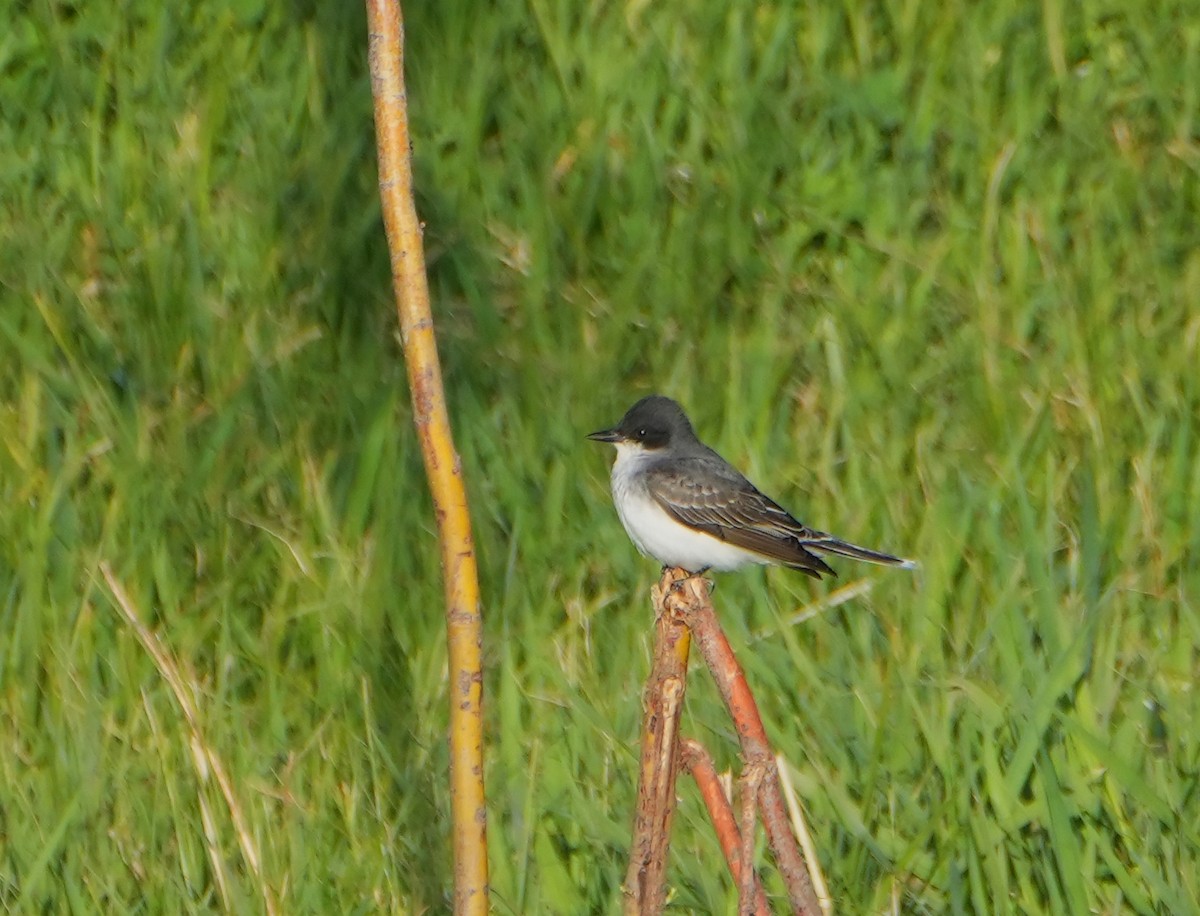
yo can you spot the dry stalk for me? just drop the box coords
[365,2,488,911]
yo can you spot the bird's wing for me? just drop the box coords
[647,455,913,577]
[645,457,836,578]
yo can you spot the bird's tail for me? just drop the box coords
[806,533,917,569]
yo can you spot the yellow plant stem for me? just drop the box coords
[365,2,488,912]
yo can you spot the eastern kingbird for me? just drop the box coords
[588,395,915,578]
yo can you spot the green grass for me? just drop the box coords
[2,0,1199,912]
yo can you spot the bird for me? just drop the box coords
[587,395,915,578]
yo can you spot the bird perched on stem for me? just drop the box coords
[588,395,915,578]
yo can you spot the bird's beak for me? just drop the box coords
[586,427,622,443]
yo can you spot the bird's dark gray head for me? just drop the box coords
[586,395,697,451]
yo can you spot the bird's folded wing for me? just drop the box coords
[647,464,835,577]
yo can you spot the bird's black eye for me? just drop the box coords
[637,427,648,439]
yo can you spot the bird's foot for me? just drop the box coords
[660,566,714,599]
[660,566,692,595]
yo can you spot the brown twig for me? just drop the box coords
[680,740,772,915]
[737,765,765,915]
[664,576,823,916]
[365,3,488,912]
[624,568,694,914]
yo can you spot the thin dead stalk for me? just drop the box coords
[101,563,278,916]
[777,756,833,916]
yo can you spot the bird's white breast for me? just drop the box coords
[609,443,765,572]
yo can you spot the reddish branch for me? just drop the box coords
[680,739,772,915]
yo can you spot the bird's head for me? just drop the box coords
[587,395,696,453]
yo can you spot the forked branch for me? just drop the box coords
[662,578,823,915]
[625,571,826,914]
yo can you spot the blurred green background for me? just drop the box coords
[2,1,1198,912]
